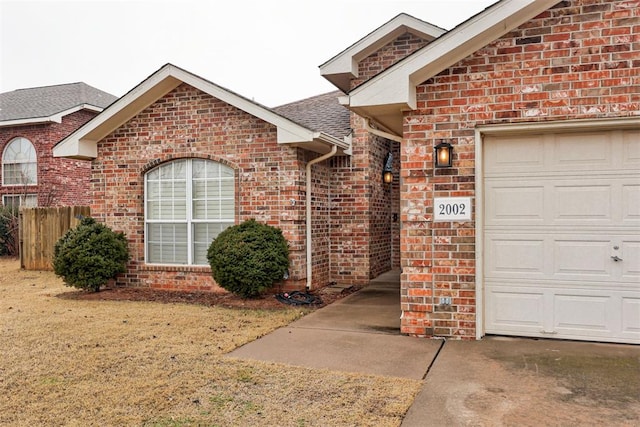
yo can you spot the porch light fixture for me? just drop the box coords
[382,152,393,183]
[434,141,453,168]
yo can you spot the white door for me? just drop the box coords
[483,129,640,344]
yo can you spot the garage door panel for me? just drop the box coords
[485,287,544,331]
[553,294,610,332]
[622,184,640,222]
[484,135,544,174]
[621,240,640,278]
[554,185,612,221]
[622,130,640,167]
[484,129,639,344]
[554,239,611,277]
[622,297,640,336]
[552,132,613,171]
[486,185,545,222]
[487,237,545,275]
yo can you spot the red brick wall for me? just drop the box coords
[0,110,96,207]
[400,0,640,338]
[355,32,431,86]
[91,83,319,291]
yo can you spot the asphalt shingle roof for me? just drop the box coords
[274,91,351,140]
[0,82,117,122]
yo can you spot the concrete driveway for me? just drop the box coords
[403,337,640,426]
[229,271,640,425]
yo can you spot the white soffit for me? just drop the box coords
[320,13,446,92]
[346,0,560,134]
[53,64,348,159]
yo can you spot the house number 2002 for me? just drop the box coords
[438,203,466,216]
[433,197,472,221]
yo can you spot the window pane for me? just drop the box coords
[220,203,235,218]
[145,159,235,266]
[3,138,37,185]
[147,181,160,199]
[220,181,234,198]
[147,223,188,264]
[193,222,231,265]
[221,165,234,178]
[23,195,37,207]
[3,163,36,185]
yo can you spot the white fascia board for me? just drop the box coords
[177,69,319,145]
[54,64,333,159]
[1,104,105,128]
[348,0,559,110]
[320,13,446,91]
[53,136,97,159]
[54,65,183,159]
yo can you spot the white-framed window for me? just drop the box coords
[3,194,37,208]
[2,137,37,186]
[144,158,235,265]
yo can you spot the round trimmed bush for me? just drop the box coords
[53,217,129,292]
[207,219,289,298]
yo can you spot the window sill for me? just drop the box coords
[141,264,211,273]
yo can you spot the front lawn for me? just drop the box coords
[0,259,419,426]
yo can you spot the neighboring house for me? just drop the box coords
[55,0,639,345]
[0,83,117,207]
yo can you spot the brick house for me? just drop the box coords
[0,83,117,207]
[55,0,639,344]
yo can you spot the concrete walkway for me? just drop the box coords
[228,270,442,380]
[228,271,640,425]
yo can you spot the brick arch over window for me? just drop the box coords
[140,154,238,176]
[144,158,235,266]
[2,137,37,186]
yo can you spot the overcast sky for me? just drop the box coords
[0,0,496,107]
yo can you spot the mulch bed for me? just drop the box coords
[58,284,360,310]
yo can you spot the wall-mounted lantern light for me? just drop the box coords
[383,152,393,183]
[434,141,453,168]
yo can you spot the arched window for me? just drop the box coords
[145,159,235,265]
[2,137,37,186]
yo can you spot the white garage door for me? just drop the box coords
[483,129,640,344]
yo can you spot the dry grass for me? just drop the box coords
[0,259,421,426]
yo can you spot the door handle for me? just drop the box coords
[611,255,623,262]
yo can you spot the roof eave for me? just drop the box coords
[0,104,105,128]
[344,0,559,129]
[54,64,349,159]
[320,13,446,93]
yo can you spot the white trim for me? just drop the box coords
[54,64,350,160]
[474,127,484,340]
[474,116,640,341]
[479,116,640,134]
[0,104,104,127]
[320,13,446,92]
[345,0,558,134]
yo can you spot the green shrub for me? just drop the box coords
[207,219,289,298]
[53,217,129,292]
[0,206,19,256]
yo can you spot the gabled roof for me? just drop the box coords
[320,13,446,92]
[340,0,560,134]
[0,82,117,126]
[274,91,351,140]
[53,64,350,160]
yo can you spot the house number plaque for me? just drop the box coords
[433,197,472,222]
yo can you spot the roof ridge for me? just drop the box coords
[8,82,86,93]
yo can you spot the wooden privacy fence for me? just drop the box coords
[20,206,90,270]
